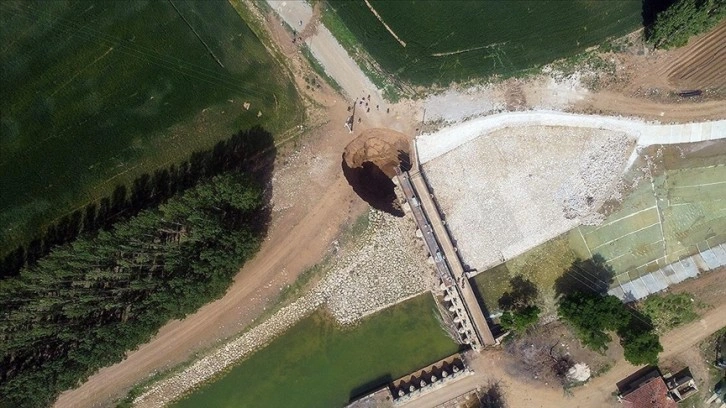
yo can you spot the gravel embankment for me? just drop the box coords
[133,210,434,407]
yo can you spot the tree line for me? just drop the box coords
[0,128,276,408]
[645,0,725,49]
[0,126,275,279]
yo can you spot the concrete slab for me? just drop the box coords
[609,286,625,300]
[711,244,726,265]
[679,256,701,279]
[700,248,722,270]
[630,278,650,300]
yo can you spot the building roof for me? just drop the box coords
[621,376,678,408]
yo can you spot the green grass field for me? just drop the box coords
[325,0,642,86]
[0,0,301,252]
[173,293,459,408]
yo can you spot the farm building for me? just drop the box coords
[617,366,698,407]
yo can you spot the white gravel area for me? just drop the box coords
[422,74,588,124]
[133,210,434,408]
[422,125,636,272]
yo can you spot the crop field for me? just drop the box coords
[325,0,641,85]
[474,141,726,310]
[173,294,458,408]
[0,0,301,252]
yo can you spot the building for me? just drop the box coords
[617,367,699,408]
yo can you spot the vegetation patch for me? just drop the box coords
[324,0,641,86]
[0,166,272,408]
[558,291,663,366]
[497,276,541,333]
[639,293,700,331]
[646,0,726,49]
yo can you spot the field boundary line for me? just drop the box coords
[584,204,657,232]
[49,47,114,97]
[672,180,726,188]
[590,222,660,250]
[363,0,406,47]
[576,226,593,258]
[431,42,506,57]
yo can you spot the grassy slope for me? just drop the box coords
[0,0,301,252]
[325,0,642,86]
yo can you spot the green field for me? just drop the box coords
[174,294,459,408]
[573,144,726,284]
[0,0,300,253]
[325,0,642,86]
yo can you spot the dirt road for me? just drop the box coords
[455,291,726,408]
[577,91,726,122]
[54,1,419,405]
[54,2,724,407]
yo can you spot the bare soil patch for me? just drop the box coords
[660,21,726,91]
[342,128,411,215]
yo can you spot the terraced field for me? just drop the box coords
[473,140,726,312]
[660,20,726,90]
[0,0,300,254]
[325,0,642,85]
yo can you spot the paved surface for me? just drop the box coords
[397,169,455,287]
[610,242,726,301]
[417,110,726,164]
[267,0,384,106]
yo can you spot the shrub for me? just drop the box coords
[648,0,726,49]
[640,293,699,330]
[500,306,541,333]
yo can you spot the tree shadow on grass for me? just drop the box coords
[498,276,538,310]
[1,126,276,278]
[554,254,615,297]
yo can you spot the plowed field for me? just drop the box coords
[660,20,726,91]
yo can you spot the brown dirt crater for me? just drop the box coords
[341,128,411,216]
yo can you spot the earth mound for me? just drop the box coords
[342,128,411,216]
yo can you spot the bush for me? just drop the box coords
[621,330,663,366]
[640,293,699,330]
[558,291,630,352]
[558,290,663,365]
[500,306,541,333]
[647,0,726,49]
[497,276,541,333]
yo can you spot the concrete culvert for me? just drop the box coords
[342,128,411,216]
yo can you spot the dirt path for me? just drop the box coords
[54,2,419,406]
[577,90,726,122]
[53,2,724,407]
[465,292,726,408]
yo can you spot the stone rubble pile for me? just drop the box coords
[133,210,435,407]
[324,210,434,324]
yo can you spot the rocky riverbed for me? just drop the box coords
[133,209,436,407]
